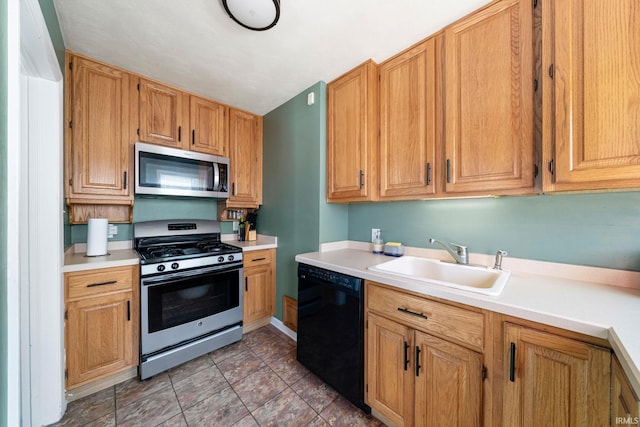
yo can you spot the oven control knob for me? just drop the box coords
[157,265,166,272]
[218,256,225,263]
[228,255,235,261]
[171,262,179,270]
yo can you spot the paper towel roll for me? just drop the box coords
[86,218,109,257]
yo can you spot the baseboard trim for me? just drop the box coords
[65,367,137,402]
[270,317,297,342]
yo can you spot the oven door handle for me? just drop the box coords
[141,264,242,286]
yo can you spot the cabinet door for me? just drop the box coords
[190,95,228,156]
[243,264,272,325]
[366,313,414,427]
[414,331,483,427]
[228,108,263,207]
[139,79,188,149]
[612,356,640,425]
[66,292,134,388]
[444,0,534,193]
[503,323,611,427]
[326,60,378,202]
[546,0,640,190]
[68,56,131,197]
[379,37,439,200]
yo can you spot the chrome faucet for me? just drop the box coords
[493,250,508,270]
[429,238,468,265]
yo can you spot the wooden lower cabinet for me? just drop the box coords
[243,249,276,331]
[612,356,640,425]
[367,313,415,427]
[502,323,611,427]
[366,282,484,427]
[414,332,482,427]
[365,281,621,427]
[64,266,138,389]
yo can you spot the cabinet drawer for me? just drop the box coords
[243,249,272,268]
[66,266,134,300]
[366,281,484,351]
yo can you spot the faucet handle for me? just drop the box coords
[449,243,467,255]
[450,243,468,264]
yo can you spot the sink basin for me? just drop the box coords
[367,256,510,296]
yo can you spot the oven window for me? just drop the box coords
[147,270,239,333]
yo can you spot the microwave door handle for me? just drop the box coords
[213,162,220,191]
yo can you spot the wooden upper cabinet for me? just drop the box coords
[379,37,439,200]
[326,59,379,202]
[190,95,228,156]
[444,0,535,194]
[67,54,133,199]
[544,0,640,191]
[138,78,188,149]
[228,108,263,207]
[502,323,611,427]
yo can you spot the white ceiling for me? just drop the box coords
[53,0,491,115]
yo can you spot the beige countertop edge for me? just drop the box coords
[63,248,139,273]
[295,246,640,395]
[63,235,278,271]
[222,234,278,251]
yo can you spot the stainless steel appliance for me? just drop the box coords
[297,263,370,413]
[135,142,229,199]
[134,219,242,379]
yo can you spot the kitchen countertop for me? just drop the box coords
[222,234,278,251]
[64,235,278,272]
[295,242,640,395]
[63,241,139,273]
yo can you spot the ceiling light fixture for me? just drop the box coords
[222,0,280,31]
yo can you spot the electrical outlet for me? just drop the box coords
[371,228,380,243]
[233,221,239,231]
[107,224,118,238]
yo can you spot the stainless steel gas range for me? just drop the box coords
[134,219,243,379]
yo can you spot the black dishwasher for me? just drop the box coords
[297,263,370,413]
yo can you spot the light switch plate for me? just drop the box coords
[371,228,380,243]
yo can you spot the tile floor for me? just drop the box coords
[52,325,386,427]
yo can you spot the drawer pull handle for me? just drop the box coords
[509,342,516,382]
[87,280,117,288]
[397,307,428,320]
[403,341,410,371]
[251,257,266,262]
[245,277,248,292]
[127,300,131,321]
[415,345,421,377]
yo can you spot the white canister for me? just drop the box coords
[86,218,109,256]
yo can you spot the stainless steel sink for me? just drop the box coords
[367,256,510,296]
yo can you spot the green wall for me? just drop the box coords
[348,192,640,272]
[38,0,65,70]
[69,197,233,243]
[260,81,348,319]
[1,0,9,421]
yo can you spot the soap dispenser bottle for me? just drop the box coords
[372,230,384,254]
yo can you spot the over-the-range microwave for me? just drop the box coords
[135,142,229,199]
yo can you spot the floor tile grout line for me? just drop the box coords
[59,327,375,427]
[228,383,262,426]
[110,384,117,427]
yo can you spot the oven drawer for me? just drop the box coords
[66,266,134,300]
[243,249,273,268]
[366,281,484,351]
